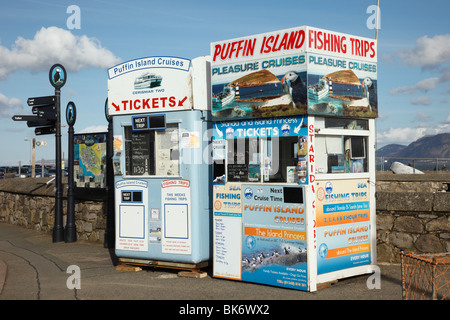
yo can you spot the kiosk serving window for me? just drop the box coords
[124,123,179,176]
[315,133,368,174]
[220,135,299,183]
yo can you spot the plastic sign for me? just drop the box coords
[66,101,76,126]
[107,56,192,116]
[49,64,67,89]
[211,26,378,121]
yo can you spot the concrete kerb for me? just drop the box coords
[0,259,6,295]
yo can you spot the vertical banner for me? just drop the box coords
[161,179,191,254]
[316,179,371,274]
[213,184,243,280]
[242,185,308,290]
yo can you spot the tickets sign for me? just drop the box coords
[107,56,192,116]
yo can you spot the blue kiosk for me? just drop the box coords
[107,56,212,273]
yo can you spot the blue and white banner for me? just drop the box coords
[213,115,307,140]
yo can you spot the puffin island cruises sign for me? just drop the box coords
[107,56,192,116]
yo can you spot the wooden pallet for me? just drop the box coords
[116,258,208,278]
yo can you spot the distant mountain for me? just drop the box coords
[377,144,406,157]
[377,133,450,158]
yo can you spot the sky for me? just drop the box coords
[0,0,449,166]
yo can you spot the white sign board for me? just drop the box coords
[107,56,192,116]
[115,179,149,252]
[161,179,192,254]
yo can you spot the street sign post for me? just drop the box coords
[12,64,68,243]
[65,101,77,243]
[49,64,67,243]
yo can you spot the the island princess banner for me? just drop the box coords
[315,179,371,274]
[241,184,307,290]
[211,26,377,121]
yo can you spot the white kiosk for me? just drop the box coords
[107,56,212,272]
[210,26,378,291]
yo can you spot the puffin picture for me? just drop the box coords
[362,77,377,111]
[281,71,307,108]
[53,68,61,84]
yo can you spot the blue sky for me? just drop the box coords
[0,0,449,166]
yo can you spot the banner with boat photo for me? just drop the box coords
[306,53,378,118]
[211,63,308,121]
[210,26,378,121]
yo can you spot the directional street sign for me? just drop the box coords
[27,118,55,128]
[27,95,56,106]
[35,126,57,136]
[32,105,57,120]
[13,95,58,133]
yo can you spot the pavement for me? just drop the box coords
[0,222,405,307]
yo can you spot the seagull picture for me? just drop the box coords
[281,71,307,108]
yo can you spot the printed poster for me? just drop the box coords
[316,179,371,274]
[213,183,242,280]
[115,179,149,252]
[74,132,107,188]
[242,185,307,290]
[161,179,191,254]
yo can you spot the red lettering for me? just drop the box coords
[308,30,314,49]
[160,97,167,108]
[134,99,140,109]
[152,98,159,108]
[350,38,356,55]
[295,30,305,49]
[213,39,256,61]
[309,154,315,163]
[370,42,376,58]
[143,99,150,109]
[169,96,176,107]
[213,44,221,62]
[364,40,370,57]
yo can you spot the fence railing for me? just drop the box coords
[377,157,450,172]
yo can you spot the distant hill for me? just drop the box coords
[377,133,450,158]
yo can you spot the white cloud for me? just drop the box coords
[377,124,450,146]
[0,26,121,80]
[77,125,108,133]
[441,115,450,124]
[0,92,24,117]
[410,96,432,105]
[390,77,439,95]
[397,34,450,69]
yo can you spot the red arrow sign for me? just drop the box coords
[178,96,188,106]
[112,102,120,112]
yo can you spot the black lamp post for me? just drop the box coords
[65,101,77,242]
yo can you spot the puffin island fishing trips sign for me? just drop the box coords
[107,56,192,116]
[210,26,378,121]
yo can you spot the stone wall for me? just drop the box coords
[0,174,449,263]
[0,177,107,243]
[376,191,450,263]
